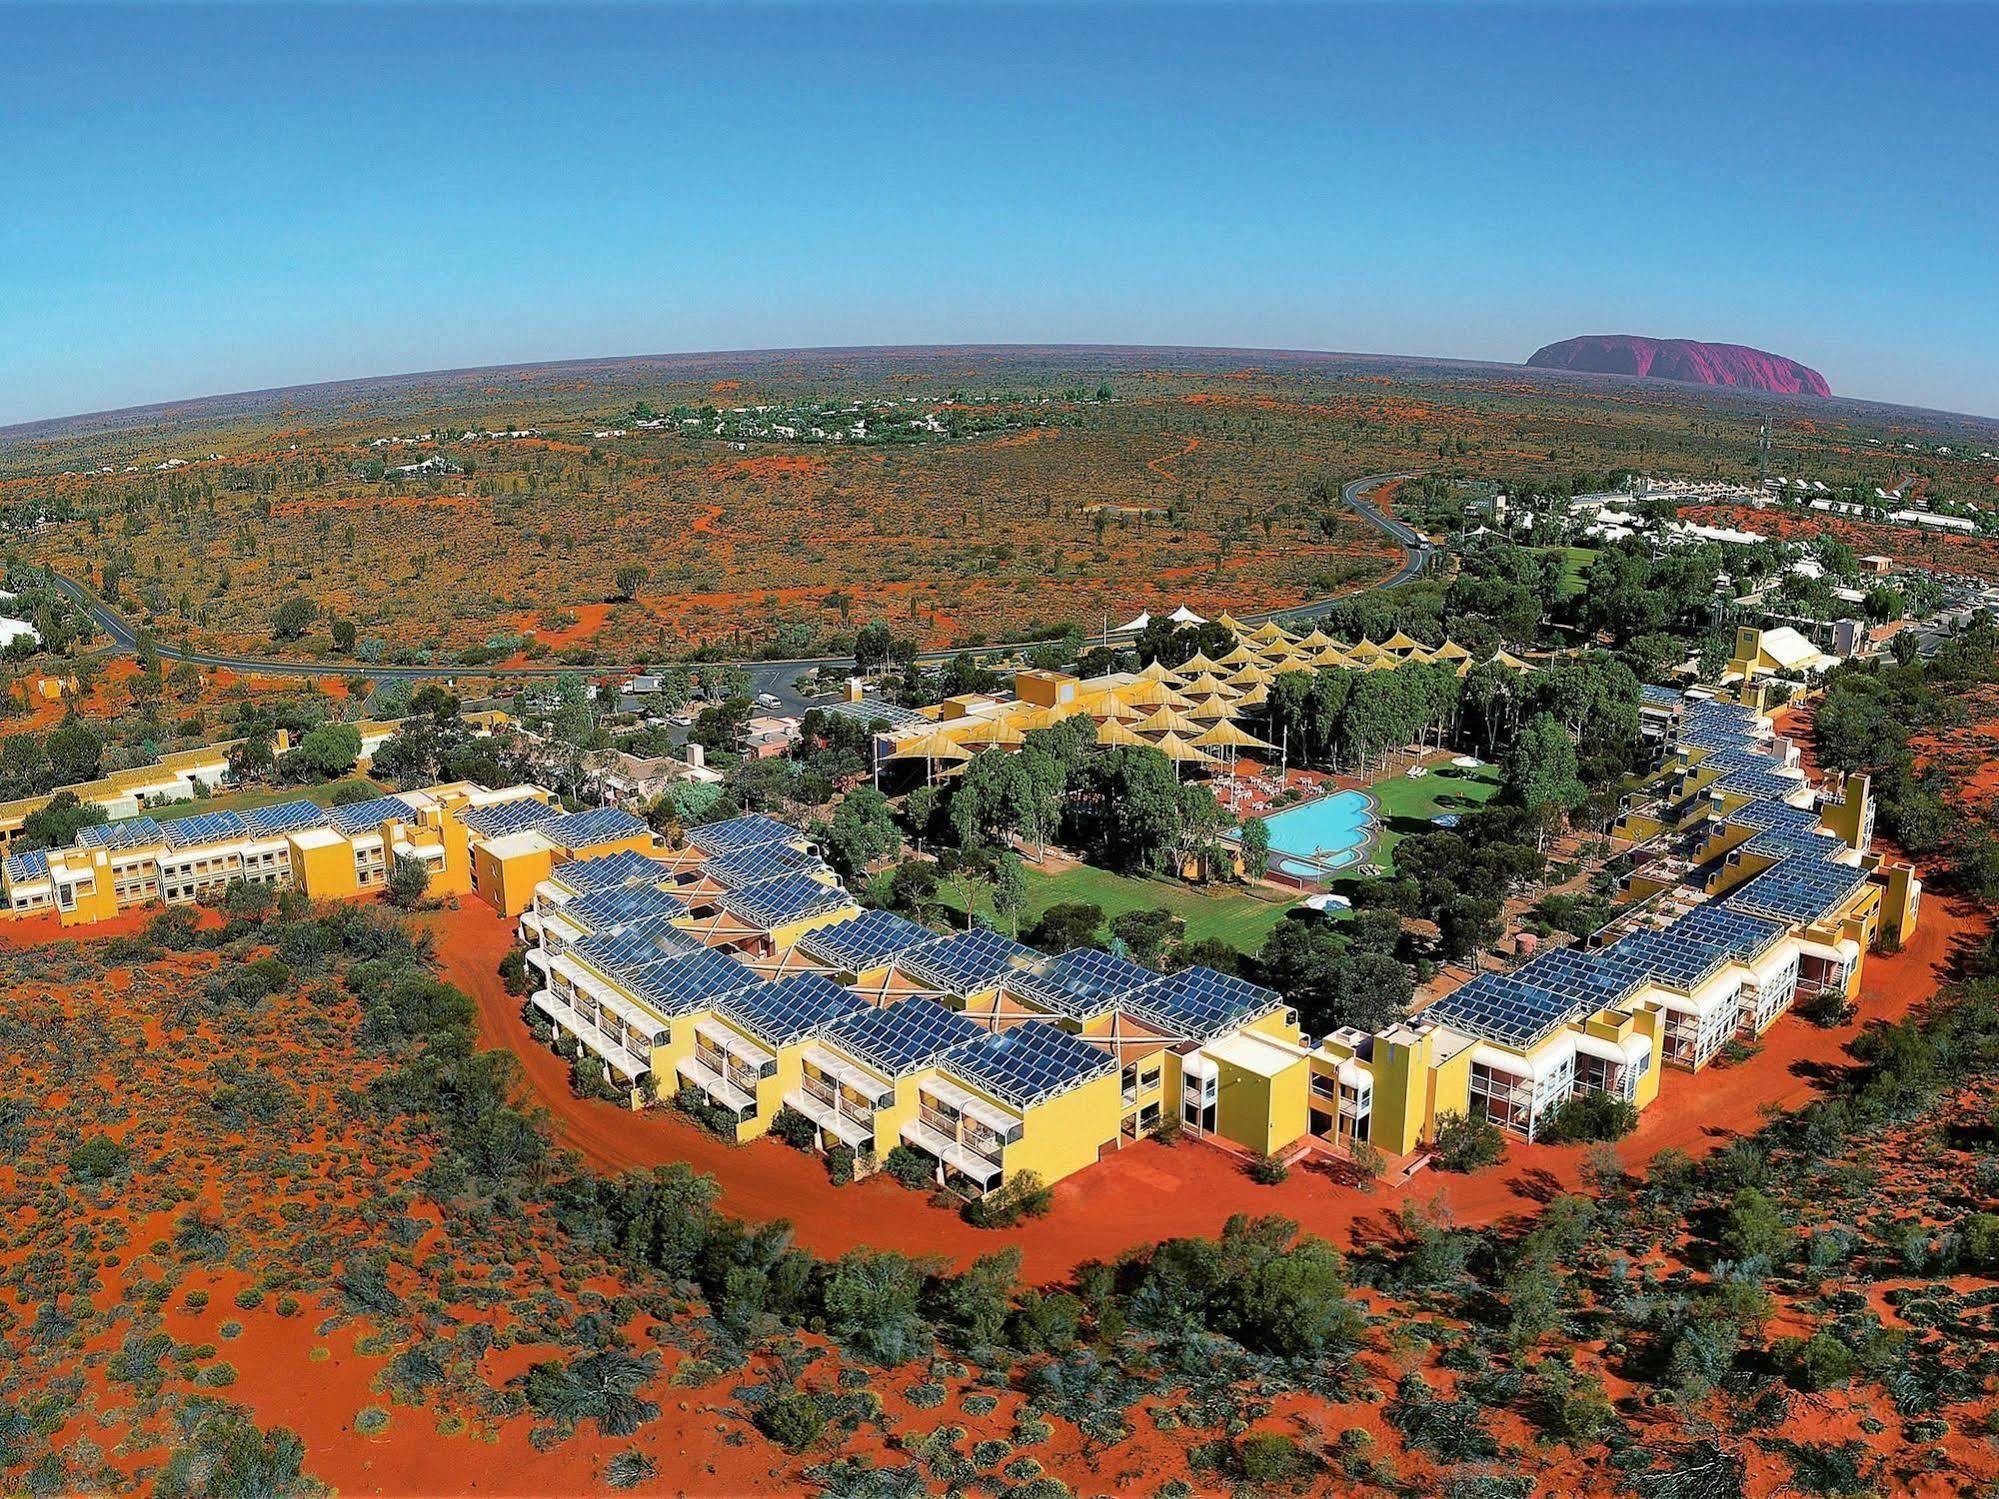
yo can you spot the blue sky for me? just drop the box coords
[3,1,1995,423]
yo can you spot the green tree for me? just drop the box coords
[289,722,362,779]
[386,853,430,909]
[990,850,1029,937]
[271,595,317,641]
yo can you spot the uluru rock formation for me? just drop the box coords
[1527,335,1831,397]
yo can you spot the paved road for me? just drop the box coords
[45,471,1425,713]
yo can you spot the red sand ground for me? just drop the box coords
[432,879,1986,1284]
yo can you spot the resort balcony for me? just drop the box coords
[530,988,647,1082]
[901,1117,1003,1192]
[782,1087,874,1150]
[677,1053,754,1116]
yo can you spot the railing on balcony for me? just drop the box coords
[803,1074,838,1109]
[918,1104,959,1138]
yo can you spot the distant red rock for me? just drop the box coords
[1526,335,1831,397]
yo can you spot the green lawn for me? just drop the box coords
[146,776,386,823]
[1330,758,1503,881]
[927,860,1299,955]
[1542,545,1598,600]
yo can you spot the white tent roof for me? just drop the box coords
[1110,610,1151,635]
[1167,606,1207,625]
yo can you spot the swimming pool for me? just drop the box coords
[1251,789,1378,880]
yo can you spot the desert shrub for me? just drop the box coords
[1539,1091,1638,1144]
[1717,1187,1792,1265]
[354,1407,390,1435]
[154,1410,309,1499]
[674,1085,741,1138]
[604,1450,657,1489]
[66,1135,131,1183]
[883,1145,934,1190]
[1958,1211,1999,1269]
[497,946,534,998]
[961,1172,1051,1229]
[521,1350,662,1437]
[753,1391,828,1452]
[219,1322,242,1340]
[1247,1152,1291,1186]
[173,1211,230,1263]
[196,1362,238,1388]
[1386,1373,1498,1463]
[1775,1332,1859,1392]
[825,1143,858,1185]
[768,1106,819,1152]
[1431,1112,1506,1173]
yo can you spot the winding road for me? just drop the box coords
[45,473,1427,711]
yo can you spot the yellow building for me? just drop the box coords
[1,779,666,929]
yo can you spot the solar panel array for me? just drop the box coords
[1007,947,1159,1019]
[555,848,670,896]
[326,795,418,835]
[459,798,562,838]
[797,909,941,973]
[1640,683,1683,706]
[1426,973,1576,1049]
[687,813,799,855]
[572,915,705,972]
[942,1020,1116,1108]
[702,839,824,890]
[718,973,866,1047]
[3,848,49,883]
[563,882,688,933]
[899,927,1039,997]
[825,996,982,1078]
[78,817,165,851]
[1715,766,1805,799]
[722,873,854,931]
[1723,798,1821,835]
[1744,824,1848,860]
[1725,855,1869,924]
[1126,966,1282,1041]
[162,811,249,850]
[1605,928,1733,990]
[240,799,331,837]
[546,806,648,851]
[619,947,763,1017]
[1700,746,1787,775]
[1662,901,1786,962]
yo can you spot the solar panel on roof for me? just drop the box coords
[1724,855,1869,924]
[1723,798,1821,834]
[687,813,799,855]
[797,909,941,972]
[826,997,981,1077]
[1715,767,1805,799]
[722,872,853,930]
[717,973,866,1047]
[326,795,417,834]
[564,882,688,933]
[1512,947,1645,1009]
[460,798,562,838]
[1008,947,1158,1019]
[899,927,1040,996]
[546,806,647,851]
[162,810,249,849]
[1661,901,1785,961]
[702,840,824,890]
[943,1019,1115,1108]
[573,915,705,972]
[1126,966,1281,1041]
[3,848,49,883]
[78,817,165,851]
[1425,973,1575,1048]
[554,848,669,896]
[240,799,330,837]
[618,946,762,1016]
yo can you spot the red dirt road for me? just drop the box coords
[430,883,1987,1282]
